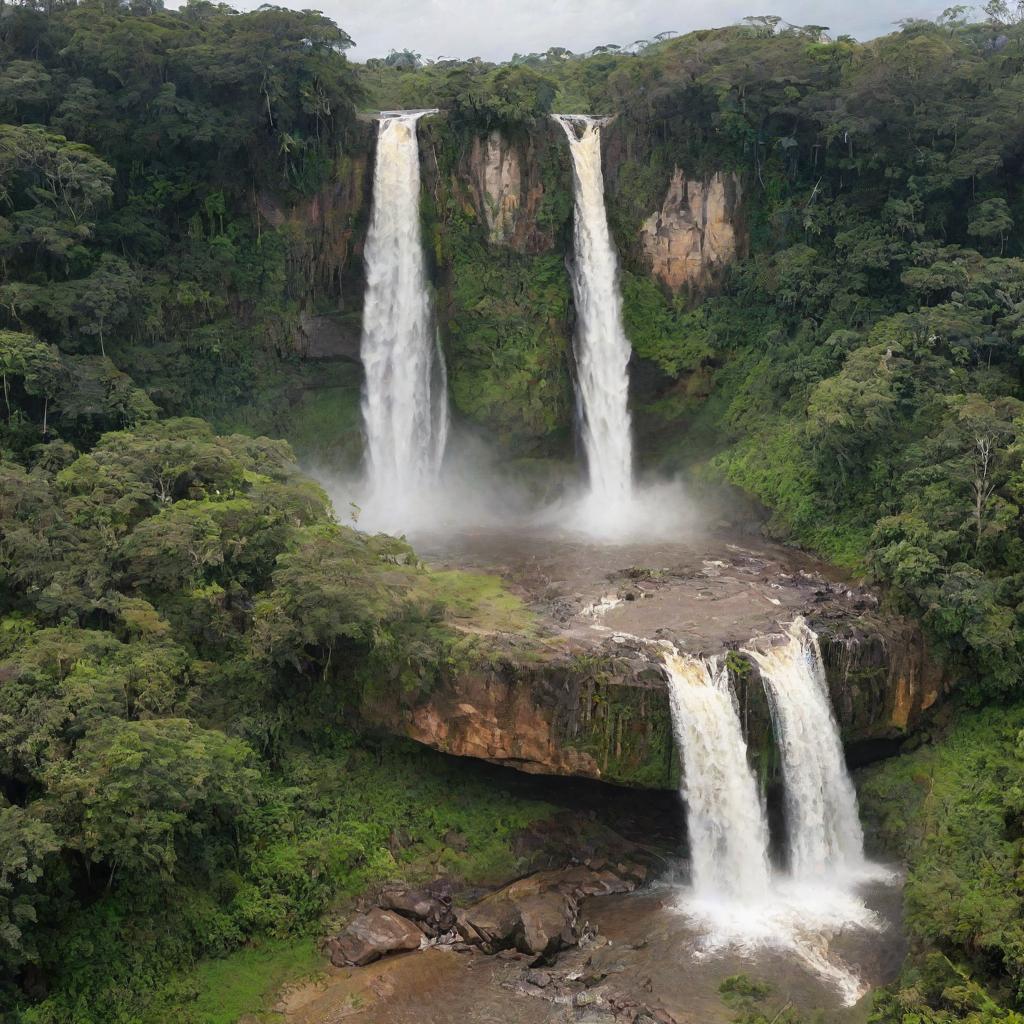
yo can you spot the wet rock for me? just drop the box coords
[518,892,580,957]
[328,908,423,966]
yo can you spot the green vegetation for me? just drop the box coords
[2,1,1024,1020]
[182,938,324,1024]
[0,406,551,1020]
[860,708,1024,1022]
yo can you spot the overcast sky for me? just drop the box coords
[214,0,955,61]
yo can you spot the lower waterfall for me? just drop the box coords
[662,649,770,900]
[745,617,866,879]
[662,624,889,1007]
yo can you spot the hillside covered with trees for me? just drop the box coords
[1,1,1023,1022]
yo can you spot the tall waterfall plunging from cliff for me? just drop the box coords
[746,618,866,879]
[555,115,634,532]
[663,649,771,899]
[361,110,448,521]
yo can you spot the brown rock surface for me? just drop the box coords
[328,908,423,966]
[361,529,950,787]
[462,131,555,252]
[640,168,745,298]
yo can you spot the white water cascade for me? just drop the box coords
[555,115,634,532]
[660,627,890,1007]
[360,110,448,525]
[662,649,771,900]
[745,617,866,879]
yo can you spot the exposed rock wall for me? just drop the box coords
[818,619,944,740]
[361,647,677,789]
[360,614,949,791]
[257,144,372,338]
[640,168,746,299]
[461,131,556,253]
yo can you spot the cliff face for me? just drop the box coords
[361,643,678,789]
[258,145,372,361]
[461,131,557,253]
[360,617,948,791]
[639,168,746,299]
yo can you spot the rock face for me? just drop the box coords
[462,131,555,252]
[362,648,675,788]
[257,142,372,354]
[640,168,746,298]
[294,311,360,362]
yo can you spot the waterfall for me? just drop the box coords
[662,649,771,900]
[360,110,448,517]
[745,618,866,879]
[554,115,634,529]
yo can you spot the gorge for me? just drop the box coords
[1,8,1021,1024]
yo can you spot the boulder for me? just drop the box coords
[377,884,456,936]
[517,892,580,957]
[327,908,423,966]
[455,864,639,958]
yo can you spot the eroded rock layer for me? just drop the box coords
[640,168,746,298]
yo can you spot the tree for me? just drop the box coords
[70,255,138,358]
[0,330,63,430]
[45,718,258,882]
[945,394,1022,552]
[968,198,1014,255]
[0,805,59,974]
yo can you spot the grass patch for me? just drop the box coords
[427,569,539,637]
[186,937,325,1024]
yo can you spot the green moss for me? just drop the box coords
[425,569,539,637]
[563,670,677,789]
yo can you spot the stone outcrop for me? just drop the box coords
[462,131,555,253]
[361,539,951,790]
[363,618,945,791]
[361,648,676,789]
[640,168,746,298]
[327,907,423,966]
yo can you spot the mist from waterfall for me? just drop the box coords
[745,617,866,879]
[662,649,771,900]
[360,109,448,530]
[555,115,635,535]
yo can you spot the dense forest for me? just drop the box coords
[0,0,1022,1021]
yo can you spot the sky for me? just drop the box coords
[198,0,955,61]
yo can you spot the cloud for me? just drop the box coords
[326,0,949,60]
[166,0,951,61]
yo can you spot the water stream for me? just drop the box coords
[661,621,890,1006]
[360,110,448,526]
[662,649,771,900]
[554,114,634,533]
[745,616,866,879]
